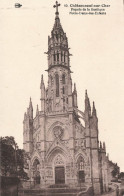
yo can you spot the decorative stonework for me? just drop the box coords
[53,126,64,139]
[61,140,69,148]
[54,155,64,165]
[45,168,53,178]
[75,139,86,148]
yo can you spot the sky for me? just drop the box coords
[0,0,124,171]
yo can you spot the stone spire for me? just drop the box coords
[29,97,33,119]
[40,75,45,98]
[85,90,91,116]
[92,101,97,117]
[53,1,63,31]
[103,142,106,153]
[84,90,91,128]
[40,75,45,112]
[73,83,78,108]
[47,1,69,69]
[91,101,98,131]
[29,97,33,108]
[40,74,45,89]
[45,2,73,114]
[74,83,77,93]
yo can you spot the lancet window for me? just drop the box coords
[62,74,65,84]
[56,74,59,97]
[57,51,59,62]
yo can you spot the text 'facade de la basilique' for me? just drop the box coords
[23,2,119,195]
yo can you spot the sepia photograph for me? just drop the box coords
[0,0,124,195]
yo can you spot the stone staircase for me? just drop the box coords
[18,184,92,196]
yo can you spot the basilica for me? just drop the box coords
[23,2,118,195]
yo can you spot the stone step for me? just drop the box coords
[18,186,92,196]
[19,194,77,196]
[19,188,86,193]
[18,191,92,196]
[38,194,77,196]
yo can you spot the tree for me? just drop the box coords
[1,136,18,174]
[1,141,15,176]
[0,136,27,178]
[16,149,28,179]
[111,164,119,178]
[119,172,124,179]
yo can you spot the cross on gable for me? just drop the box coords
[53,1,61,14]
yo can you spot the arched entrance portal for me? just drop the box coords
[54,155,65,184]
[33,159,41,184]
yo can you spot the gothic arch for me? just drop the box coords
[32,158,41,184]
[31,150,41,166]
[76,155,85,170]
[33,158,40,168]
[75,150,87,163]
[76,155,85,162]
[46,145,72,164]
[76,155,86,183]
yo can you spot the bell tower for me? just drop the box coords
[48,1,70,69]
[45,1,73,114]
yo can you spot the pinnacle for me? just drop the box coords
[85,90,91,115]
[40,74,45,89]
[52,2,63,33]
[30,97,32,103]
[103,142,106,151]
[92,101,97,116]
[41,74,43,82]
[85,89,88,99]
[29,97,33,108]
[53,16,63,32]
[74,83,77,92]
[93,101,95,111]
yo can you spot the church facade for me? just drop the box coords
[23,2,115,195]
